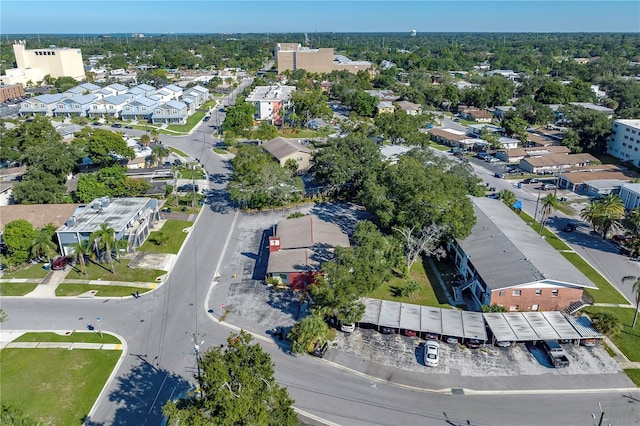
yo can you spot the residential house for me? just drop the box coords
[53,94,98,117]
[88,95,131,119]
[266,215,350,289]
[182,85,210,107]
[377,101,395,114]
[64,82,102,96]
[245,85,296,126]
[131,83,156,97]
[495,146,570,163]
[365,90,399,102]
[607,119,640,167]
[56,197,159,256]
[262,137,312,172]
[120,97,159,121]
[162,84,183,100]
[395,100,422,116]
[493,106,516,121]
[460,108,493,123]
[467,123,504,138]
[19,93,66,116]
[485,69,520,81]
[104,83,129,96]
[519,153,599,174]
[152,100,188,125]
[449,197,597,311]
[427,128,477,149]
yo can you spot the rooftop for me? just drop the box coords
[56,197,154,234]
[523,153,598,167]
[246,85,296,102]
[457,197,596,291]
[275,215,350,251]
[262,137,310,161]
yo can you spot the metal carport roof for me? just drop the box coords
[378,300,401,328]
[502,313,539,341]
[399,303,421,331]
[420,306,443,334]
[441,309,464,338]
[361,298,382,325]
[543,311,582,340]
[523,312,560,340]
[565,315,603,339]
[483,313,518,342]
[462,311,487,340]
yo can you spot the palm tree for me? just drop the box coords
[30,231,57,264]
[72,239,93,276]
[539,193,559,234]
[140,133,151,147]
[150,128,160,143]
[598,194,625,238]
[622,276,640,328]
[580,201,602,234]
[590,311,623,337]
[91,223,116,273]
[151,144,170,167]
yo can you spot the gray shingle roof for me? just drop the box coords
[263,137,310,161]
[458,197,597,290]
[276,215,350,250]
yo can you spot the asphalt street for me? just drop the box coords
[2,102,640,424]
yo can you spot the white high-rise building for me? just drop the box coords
[0,40,85,85]
[607,119,640,166]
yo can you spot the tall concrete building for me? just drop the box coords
[275,43,372,75]
[0,40,86,85]
[607,119,640,166]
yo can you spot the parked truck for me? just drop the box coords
[541,340,570,368]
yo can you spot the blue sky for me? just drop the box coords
[1,1,639,34]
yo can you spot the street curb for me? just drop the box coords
[85,330,128,425]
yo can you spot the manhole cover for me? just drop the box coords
[451,388,464,395]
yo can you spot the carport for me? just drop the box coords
[359,298,487,341]
[483,311,585,343]
[565,315,603,340]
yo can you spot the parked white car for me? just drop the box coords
[423,340,439,367]
[340,323,355,333]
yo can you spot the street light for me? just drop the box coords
[96,316,103,338]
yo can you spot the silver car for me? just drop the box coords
[423,340,439,367]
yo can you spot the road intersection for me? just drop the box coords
[2,116,640,425]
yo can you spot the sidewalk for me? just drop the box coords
[23,269,69,298]
[1,341,122,350]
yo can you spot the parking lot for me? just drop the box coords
[215,202,623,380]
[330,328,620,377]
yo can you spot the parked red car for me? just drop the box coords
[51,256,72,270]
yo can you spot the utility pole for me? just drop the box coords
[192,333,205,399]
[533,187,542,222]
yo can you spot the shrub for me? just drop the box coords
[148,232,169,246]
[287,212,305,219]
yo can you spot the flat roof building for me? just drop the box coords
[56,197,159,256]
[1,40,85,86]
[276,43,372,75]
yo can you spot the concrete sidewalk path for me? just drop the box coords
[23,269,69,298]
[1,341,122,350]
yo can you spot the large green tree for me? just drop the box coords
[289,89,332,128]
[288,314,329,354]
[222,101,256,136]
[162,331,297,426]
[72,128,135,165]
[2,219,38,265]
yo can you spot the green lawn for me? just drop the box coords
[14,332,121,344]
[519,211,572,251]
[366,259,452,308]
[169,147,189,157]
[0,348,121,425]
[624,369,640,387]
[138,219,193,254]
[56,283,152,297]
[584,307,640,362]
[213,147,229,154]
[561,252,629,304]
[167,111,206,132]
[0,282,39,296]
[177,166,206,180]
[1,262,51,279]
[429,142,451,151]
[64,259,164,282]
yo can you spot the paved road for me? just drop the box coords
[2,109,640,424]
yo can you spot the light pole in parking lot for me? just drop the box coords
[533,187,542,222]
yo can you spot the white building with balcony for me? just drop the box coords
[607,119,640,166]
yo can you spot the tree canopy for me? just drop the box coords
[162,331,297,426]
